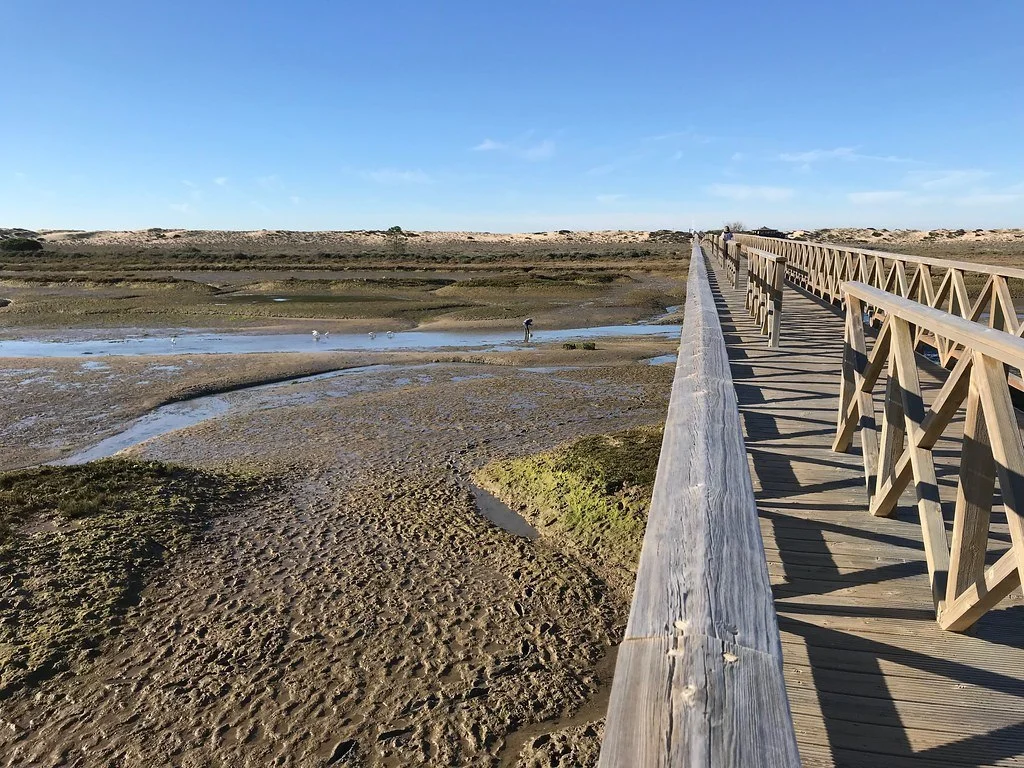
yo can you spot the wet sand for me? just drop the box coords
[0,344,674,766]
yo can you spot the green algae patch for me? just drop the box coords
[475,426,663,598]
[0,459,260,697]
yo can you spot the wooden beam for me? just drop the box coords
[843,282,1024,370]
[945,377,997,616]
[890,317,950,612]
[599,243,799,767]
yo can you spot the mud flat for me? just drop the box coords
[0,339,673,766]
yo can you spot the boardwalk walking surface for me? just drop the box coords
[707,256,1024,767]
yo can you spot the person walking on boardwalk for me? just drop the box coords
[523,317,533,342]
[722,225,733,242]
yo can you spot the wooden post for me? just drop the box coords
[836,281,1024,627]
[767,256,785,349]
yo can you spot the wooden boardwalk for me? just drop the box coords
[707,256,1024,767]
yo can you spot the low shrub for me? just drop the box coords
[1,237,43,252]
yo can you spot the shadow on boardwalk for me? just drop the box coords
[706,258,1024,768]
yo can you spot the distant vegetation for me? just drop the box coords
[0,237,43,252]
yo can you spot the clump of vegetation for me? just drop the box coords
[581,341,596,350]
[475,426,663,597]
[0,460,262,697]
[0,237,43,252]
[385,225,406,256]
[562,342,578,350]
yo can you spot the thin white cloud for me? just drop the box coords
[214,176,228,186]
[470,135,555,161]
[644,129,714,143]
[780,147,857,163]
[730,152,744,162]
[170,202,192,214]
[596,194,626,204]
[954,192,1022,206]
[780,147,912,164]
[521,139,555,161]
[257,174,280,190]
[585,164,617,176]
[848,190,909,204]
[707,184,794,202]
[365,168,432,184]
[290,195,303,206]
[910,169,992,190]
[671,150,684,161]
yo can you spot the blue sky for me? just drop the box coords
[2,1,1022,232]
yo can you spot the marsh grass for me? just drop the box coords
[0,460,262,697]
[475,425,663,597]
[0,266,684,330]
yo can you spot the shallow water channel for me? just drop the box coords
[0,323,680,358]
[56,362,553,538]
[57,364,400,464]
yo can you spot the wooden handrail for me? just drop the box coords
[745,247,786,348]
[735,233,1024,389]
[835,280,1024,630]
[843,282,1024,368]
[599,243,799,767]
[701,234,742,289]
[739,234,1024,280]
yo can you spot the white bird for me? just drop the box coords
[171,335,177,346]
[386,330,395,339]
[322,330,330,339]
[312,330,321,342]
[368,331,376,340]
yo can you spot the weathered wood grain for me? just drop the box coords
[705,251,1024,766]
[599,243,799,767]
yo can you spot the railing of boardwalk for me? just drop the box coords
[703,235,784,347]
[598,241,799,767]
[835,282,1024,631]
[703,230,1024,631]
[745,247,786,349]
[734,233,1024,387]
[706,234,742,289]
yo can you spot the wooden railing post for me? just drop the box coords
[835,280,1024,630]
[734,232,1024,391]
[742,247,786,348]
[729,241,742,289]
[598,243,799,767]
[767,255,785,348]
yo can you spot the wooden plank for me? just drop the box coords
[703,250,1024,767]
[844,282,1024,369]
[939,550,1022,631]
[736,233,1024,280]
[974,353,1024,592]
[890,317,951,611]
[600,635,801,768]
[945,378,997,613]
[599,243,799,767]
[875,347,907,516]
